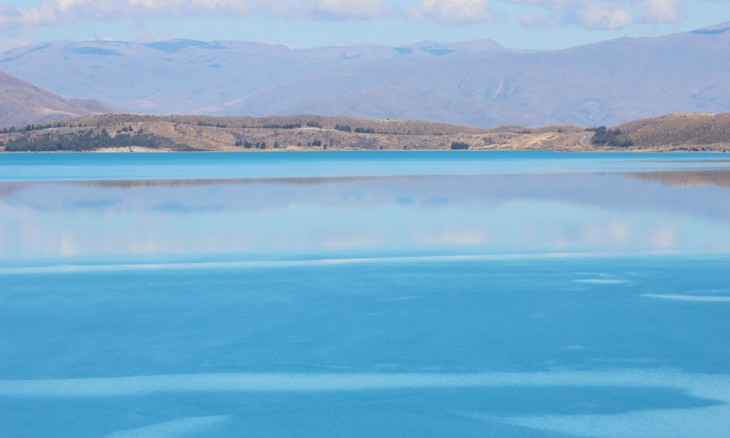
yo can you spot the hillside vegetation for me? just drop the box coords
[0,113,728,152]
[616,113,730,149]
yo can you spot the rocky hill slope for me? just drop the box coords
[616,113,730,148]
[0,71,115,127]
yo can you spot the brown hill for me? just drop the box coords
[0,71,115,128]
[617,113,730,149]
[0,112,728,152]
[0,113,586,152]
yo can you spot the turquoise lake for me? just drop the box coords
[1,152,730,437]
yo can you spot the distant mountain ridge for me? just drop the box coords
[0,38,509,117]
[1,23,729,128]
[0,71,115,127]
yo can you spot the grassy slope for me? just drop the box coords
[0,113,728,152]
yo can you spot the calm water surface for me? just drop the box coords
[1,152,730,437]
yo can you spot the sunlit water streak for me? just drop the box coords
[2,369,729,398]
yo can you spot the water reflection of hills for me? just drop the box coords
[79,177,386,188]
[0,182,29,199]
[3,172,730,222]
[629,169,730,189]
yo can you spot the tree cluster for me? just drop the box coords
[335,125,377,134]
[1,122,63,134]
[335,124,352,132]
[450,141,470,150]
[236,140,269,149]
[262,123,302,129]
[4,129,187,151]
[196,121,229,128]
[589,126,634,147]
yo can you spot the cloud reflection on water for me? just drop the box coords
[2,171,730,265]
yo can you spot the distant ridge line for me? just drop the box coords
[2,23,729,128]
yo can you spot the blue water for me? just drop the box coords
[2,152,730,437]
[1,151,729,181]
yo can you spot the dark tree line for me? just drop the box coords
[4,130,188,151]
[197,121,229,128]
[450,141,470,150]
[262,123,302,129]
[260,121,321,129]
[235,140,269,149]
[1,122,63,134]
[335,124,352,132]
[335,125,376,134]
[589,126,634,147]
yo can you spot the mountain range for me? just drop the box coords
[1,22,729,128]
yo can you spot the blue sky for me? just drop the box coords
[0,0,728,51]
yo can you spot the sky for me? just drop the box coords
[0,0,728,52]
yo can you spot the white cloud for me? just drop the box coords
[518,11,559,27]
[315,0,392,19]
[506,0,689,29]
[0,0,721,35]
[408,0,496,25]
[576,3,634,29]
[635,0,682,23]
[0,0,392,34]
